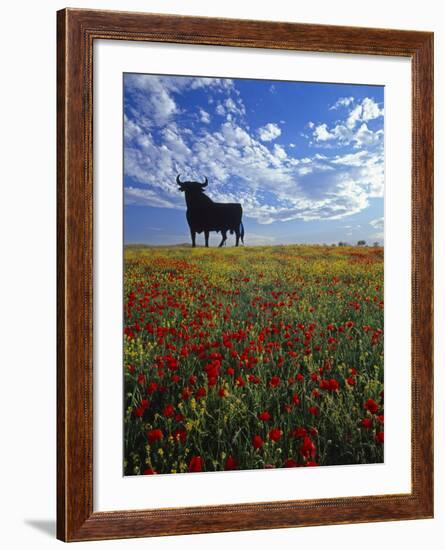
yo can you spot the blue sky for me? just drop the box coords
[124,73,384,246]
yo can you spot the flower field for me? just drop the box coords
[124,245,384,475]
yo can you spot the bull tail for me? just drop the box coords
[240,221,244,244]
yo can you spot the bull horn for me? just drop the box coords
[176,174,184,186]
[201,177,208,188]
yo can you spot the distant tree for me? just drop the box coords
[373,241,380,247]
[357,240,366,246]
[338,241,346,247]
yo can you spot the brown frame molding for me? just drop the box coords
[57,8,433,542]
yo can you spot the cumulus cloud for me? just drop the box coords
[216,103,226,116]
[330,96,354,110]
[362,97,383,121]
[199,109,210,123]
[124,76,384,226]
[313,123,335,142]
[309,97,384,149]
[257,122,281,142]
[346,98,383,129]
[124,74,234,128]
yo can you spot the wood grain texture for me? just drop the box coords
[57,8,434,542]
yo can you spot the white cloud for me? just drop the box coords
[331,151,367,166]
[257,122,281,142]
[125,187,178,209]
[124,77,384,225]
[273,144,287,159]
[361,97,383,121]
[330,96,354,110]
[313,123,335,141]
[199,109,210,123]
[346,104,363,129]
[188,77,234,91]
[216,103,226,116]
[346,97,383,129]
[370,217,384,229]
[224,97,246,117]
[309,96,383,150]
[353,123,383,149]
[369,217,384,241]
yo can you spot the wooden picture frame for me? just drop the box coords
[57,8,433,542]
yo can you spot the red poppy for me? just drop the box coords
[258,411,271,422]
[360,417,373,429]
[292,394,301,405]
[268,428,282,442]
[137,373,146,386]
[284,458,298,468]
[133,399,149,417]
[308,406,319,416]
[181,387,192,400]
[376,431,384,444]
[163,404,174,418]
[188,456,204,472]
[364,398,379,414]
[253,435,264,449]
[147,381,158,394]
[143,468,157,475]
[195,387,206,399]
[248,374,261,384]
[268,375,281,388]
[300,436,316,459]
[224,455,237,471]
[147,428,163,443]
[291,427,307,438]
[346,376,356,386]
[233,376,244,388]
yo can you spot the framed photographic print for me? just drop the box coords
[57,8,434,542]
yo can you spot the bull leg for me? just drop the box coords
[218,230,227,248]
[235,229,240,247]
[190,230,196,247]
[204,231,210,247]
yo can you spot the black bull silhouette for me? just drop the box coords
[176,175,244,247]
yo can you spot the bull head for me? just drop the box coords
[176,174,208,192]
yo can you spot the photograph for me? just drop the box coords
[123,72,385,476]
